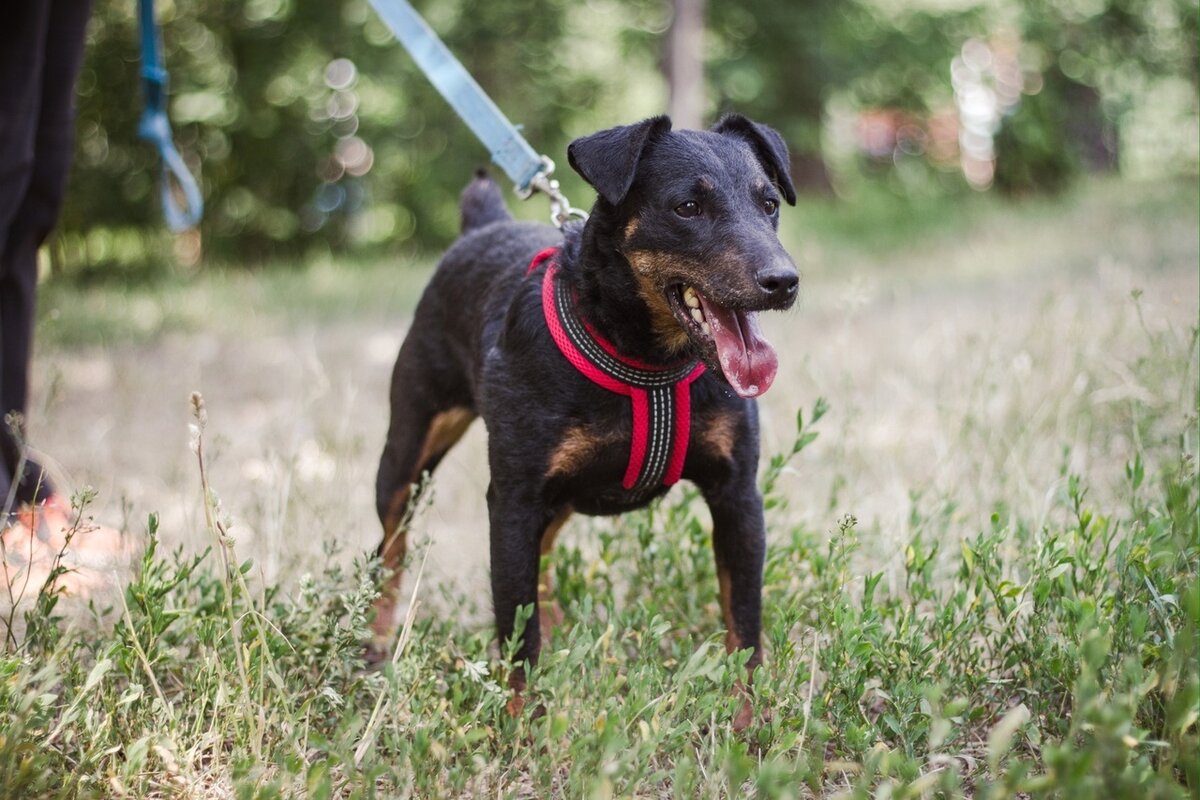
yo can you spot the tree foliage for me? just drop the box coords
[707,1,984,190]
[994,0,1198,192]
[65,0,604,267]
[58,0,1198,272]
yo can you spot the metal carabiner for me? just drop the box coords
[520,156,589,228]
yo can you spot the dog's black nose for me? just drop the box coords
[756,267,799,303]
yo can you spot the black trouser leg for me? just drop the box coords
[0,0,93,508]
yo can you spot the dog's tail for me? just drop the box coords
[460,170,512,234]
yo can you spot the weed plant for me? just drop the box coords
[2,431,1195,795]
[2,292,1197,796]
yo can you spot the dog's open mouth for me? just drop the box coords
[668,284,779,399]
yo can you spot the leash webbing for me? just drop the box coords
[365,0,586,225]
[137,0,203,231]
[366,0,543,192]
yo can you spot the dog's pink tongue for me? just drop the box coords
[700,300,779,398]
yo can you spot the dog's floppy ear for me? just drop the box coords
[568,116,672,206]
[712,114,797,205]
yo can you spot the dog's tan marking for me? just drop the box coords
[416,406,475,469]
[538,506,573,643]
[372,484,414,643]
[546,425,623,479]
[540,506,573,556]
[718,564,759,730]
[624,251,692,354]
[380,485,413,550]
[622,247,765,357]
[700,413,738,462]
[623,216,640,244]
[372,406,476,643]
[625,248,749,291]
[717,566,742,652]
[506,671,527,717]
[380,406,475,542]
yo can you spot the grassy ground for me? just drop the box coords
[1,176,1197,797]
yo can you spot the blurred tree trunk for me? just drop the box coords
[790,152,833,193]
[1064,82,1118,172]
[666,0,706,129]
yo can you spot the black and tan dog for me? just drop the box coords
[372,114,798,726]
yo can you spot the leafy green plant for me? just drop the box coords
[3,268,1197,796]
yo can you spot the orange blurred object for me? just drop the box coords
[1,495,132,598]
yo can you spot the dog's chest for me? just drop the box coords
[542,403,738,513]
[533,259,710,492]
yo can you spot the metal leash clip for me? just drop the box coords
[518,156,589,228]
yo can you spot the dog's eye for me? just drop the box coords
[763,198,779,215]
[674,201,701,219]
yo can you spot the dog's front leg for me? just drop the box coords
[487,481,547,715]
[702,475,767,730]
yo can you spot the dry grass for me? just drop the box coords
[25,177,1197,619]
[1,175,1194,798]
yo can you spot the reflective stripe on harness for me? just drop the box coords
[529,248,705,493]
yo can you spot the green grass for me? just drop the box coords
[39,176,1197,347]
[35,254,435,349]
[787,173,1182,249]
[6,176,1198,797]
[4,325,1198,798]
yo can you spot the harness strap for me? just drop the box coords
[531,248,705,492]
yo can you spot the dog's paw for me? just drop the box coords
[731,693,772,731]
[732,697,755,731]
[505,692,525,718]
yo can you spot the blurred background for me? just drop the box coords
[23,0,1199,605]
[55,0,1198,278]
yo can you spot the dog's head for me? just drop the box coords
[568,115,798,399]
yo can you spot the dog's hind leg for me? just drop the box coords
[370,346,475,657]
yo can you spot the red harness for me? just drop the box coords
[529,247,705,494]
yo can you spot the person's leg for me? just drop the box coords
[0,1,52,511]
[0,0,93,508]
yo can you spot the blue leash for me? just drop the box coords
[137,0,203,231]
[365,0,585,225]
